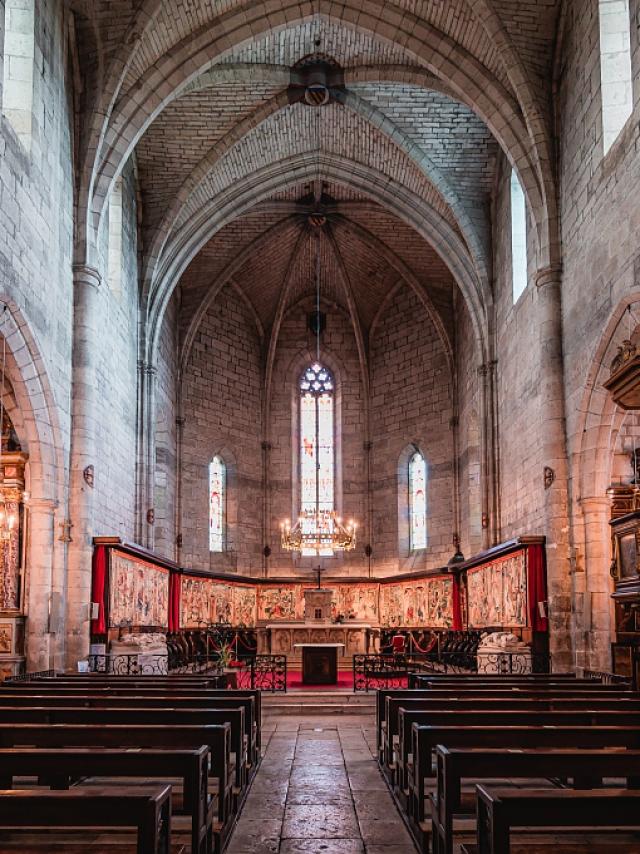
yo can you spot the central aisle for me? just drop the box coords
[227,713,416,854]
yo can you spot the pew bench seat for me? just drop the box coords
[0,785,173,854]
[469,786,640,854]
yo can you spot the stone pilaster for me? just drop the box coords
[477,362,500,549]
[535,264,572,671]
[135,360,157,550]
[66,264,102,667]
[578,496,614,671]
[24,497,58,672]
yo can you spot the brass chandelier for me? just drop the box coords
[280,510,357,554]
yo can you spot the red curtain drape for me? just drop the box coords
[527,544,548,632]
[452,574,463,630]
[169,572,181,632]
[90,545,108,635]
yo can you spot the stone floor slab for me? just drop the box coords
[279,839,365,853]
[227,715,418,853]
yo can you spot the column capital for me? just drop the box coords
[71,265,101,290]
[535,263,562,289]
[26,497,59,512]
[579,495,612,513]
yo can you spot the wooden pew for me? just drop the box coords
[383,697,640,770]
[0,722,233,826]
[4,677,226,692]
[0,706,248,790]
[395,708,640,792]
[432,746,640,854]
[409,725,640,831]
[470,786,640,854]
[376,686,635,760]
[381,692,640,770]
[0,746,211,854]
[408,674,581,688]
[0,692,261,766]
[0,785,172,854]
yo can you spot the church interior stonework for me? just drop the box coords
[2,1,640,852]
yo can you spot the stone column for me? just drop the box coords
[135,360,157,550]
[478,363,494,550]
[25,497,58,672]
[535,264,572,671]
[66,264,102,667]
[578,496,614,671]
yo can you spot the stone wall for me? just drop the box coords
[266,299,367,577]
[0,1,73,670]
[455,290,483,558]
[154,290,178,562]
[179,284,264,573]
[557,0,640,668]
[177,281,460,579]
[493,153,546,540]
[369,284,454,574]
[92,158,139,541]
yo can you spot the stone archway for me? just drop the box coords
[571,293,640,670]
[0,299,65,673]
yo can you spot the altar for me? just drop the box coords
[295,643,344,684]
[259,621,375,656]
[257,586,377,656]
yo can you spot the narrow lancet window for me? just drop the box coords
[409,451,427,551]
[209,455,225,552]
[599,0,632,154]
[510,169,527,303]
[2,0,35,149]
[299,362,335,556]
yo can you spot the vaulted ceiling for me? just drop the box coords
[68,0,562,364]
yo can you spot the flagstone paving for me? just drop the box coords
[227,715,417,854]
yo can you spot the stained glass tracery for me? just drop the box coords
[299,363,335,556]
[209,455,225,552]
[409,451,427,551]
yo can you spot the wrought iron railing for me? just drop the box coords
[409,649,551,682]
[233,654,287,693]
[86,653,171,675]
[353,654,411,692]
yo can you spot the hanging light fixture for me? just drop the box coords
[280,218,358,554]
[0,307,16,541]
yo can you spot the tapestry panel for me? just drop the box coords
[465,550,527,628]
[109,550,169,628]
[427,576,454,627]
[319,583,379,622]
[257,585,304,621]
[379,583,404,626]
[179,576,258,627]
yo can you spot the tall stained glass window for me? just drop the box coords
[209,456,225,552]
[299,363,335,556]
[409,451,427,551]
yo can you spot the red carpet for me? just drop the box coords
[286,669,354,690]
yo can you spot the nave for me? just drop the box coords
[228,712,413,854]
[0,670,639,853]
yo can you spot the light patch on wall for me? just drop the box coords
[2,0,35,150]
[510,169,527,304]
[108,177,123,298]
[599,0,632,154]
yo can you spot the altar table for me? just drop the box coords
[294,643,345,685]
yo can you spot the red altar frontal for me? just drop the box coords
[89,536,548,646]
